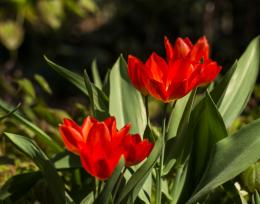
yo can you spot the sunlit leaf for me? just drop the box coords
[109,55,146,135]
[218,36,260,126]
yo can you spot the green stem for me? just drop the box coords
[156,104,168,204]
[113,167,127,202]
[98,180,102,195]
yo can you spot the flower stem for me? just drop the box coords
[113,167,127,202]
[156,103,168,204]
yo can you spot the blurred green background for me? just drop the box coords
[0,0,259,104]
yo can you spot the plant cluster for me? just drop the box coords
[0,35,260,204]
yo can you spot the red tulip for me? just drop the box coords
[59,117,97,154]
[128,36,221,102]
[59,116,153,180]
[122,134,154,166]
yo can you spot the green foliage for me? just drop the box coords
[187,118,260,203]
[4,133,65,204]
[0,35,260,204]
[109,55,147,135]
[217,36,260,127]
[0,172,41,201]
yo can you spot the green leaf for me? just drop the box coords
[17,78,36,98]
[0,99,62,152]
[53,152,82,170]
[241,161,260,193]
[116,137,163,203]
[0,172,41,201]
[44,56,88,96]
[187,118,260,204]
[166,93,190,140]
[210,61,237,106]
[109,55,147,135]
[0,102,21,121]
[80,192,94,204]
[218,36,260,126]
[103,69,111,96]
[164,89,196,173]
[252,191,260,204]
[83,69,109,120]
[4,133,65,204]
[190,93,228,183]
[34,74,53,94]
[169,160,189,204]
[91,59,102,89]
[95,157,125,204]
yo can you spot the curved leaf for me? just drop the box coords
[187,118,260,204]
[0,99,61,152]
[44,56,87,96]
[109,55,146,135]
[4,132,65,204]
[190,93,228,183]
[218,36,260,126]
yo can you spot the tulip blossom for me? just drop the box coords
[59,116,153,180]
[128,36,221,102]
[122,134,154,166]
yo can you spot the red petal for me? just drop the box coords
[86,122,111,150]
[145,52,168,83]
[145,79,168,102]
[197,62,222,84]
[59,125,83,154]
[79,145,94,176]
[63,118,81,133]
[183,37,193,49]
[167,79,189,100]
[80,142,122,180]
[128,55,148,94]
[189,36,209,62]
[81,116,97,142]
[104,116,117,136]
[173,37,192,59]
[123,134,153,166]
[164,36,174,61]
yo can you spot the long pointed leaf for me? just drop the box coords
[4,133,65,204]
[109,55,146,135]
[0,99,61,152]
[218,36,260,126]
[44,56,88,96]
[187,118,260,204]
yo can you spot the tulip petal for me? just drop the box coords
[123,134,153,166]
[146,79,168,101]
[189,36,209,62]
[81,116,97,142]
[104,116,117,136]
[63,118,81,133]
[145,52,168,83]
[59,125,83,154]
[128,55,148,94]
[198,62,222,84]
[173,37,192,59]
[87,122,111,150]
[79,146,94,176]
[164,36,174,61]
